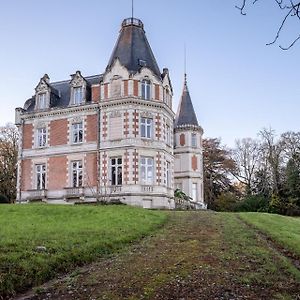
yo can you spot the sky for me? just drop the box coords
[0,0,300,147]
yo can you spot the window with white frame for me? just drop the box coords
[192,183,197,201]
[37,127,47,147]
[141,117,153,139]
[73,86,83,105]
[166,161,171,187]
[36,164,46,190]
[191,133,197,148]
[140,157,154,184]
[72,122,83,144]
[37,93,47,109]
[71,161,83,188]
[110,157,122,185]
[141,79,151,100]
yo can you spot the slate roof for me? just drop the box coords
[23,74,102,112]
[106,18,161,79]
[175,75,199,127]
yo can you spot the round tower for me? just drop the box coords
[174,74,205,208]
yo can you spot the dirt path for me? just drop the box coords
[16,212,300,300]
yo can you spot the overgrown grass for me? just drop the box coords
[0,204,167,298]
[239,212,300,257]
[219,213,300,286]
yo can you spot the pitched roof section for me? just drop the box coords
[23,74,103,112]
[106,18,161,79]
[175,75,199,127]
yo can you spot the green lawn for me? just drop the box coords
[0,204,167,298]
[239,212,300,257]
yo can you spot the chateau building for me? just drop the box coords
[15,17,205,209]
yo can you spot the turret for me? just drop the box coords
[174,74,205,208]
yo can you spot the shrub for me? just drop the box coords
[214,192,238,211]
[235,195,269,212]
[0,194,9,204]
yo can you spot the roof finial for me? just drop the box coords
[131,0,134,19]
[184,43,187,87]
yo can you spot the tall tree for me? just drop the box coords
[0,124,19,202]
[259,128,284,195]
[232,138,261,195]
[202,138,236,208]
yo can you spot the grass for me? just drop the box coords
[0,204,167,298]
[219,213,300,286]
[238,212,300,257]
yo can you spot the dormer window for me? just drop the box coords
[37,93,47,110]
[141,80,151,100]
[73,86,83,105]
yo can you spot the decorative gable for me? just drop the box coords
[34,74,51,111]
[69,71,89,105]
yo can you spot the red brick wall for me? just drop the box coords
[21,159,31,190]
[23,124,33,149]
[92,85,100,103]
[156,152,161,184]
[133,111,139,137]
[86,153,97,186]
[155,84,160,100]
[102,113,107,139]
[133,80,139,97]
[180,133,185,146]
[155,114,161,140]
[48,156,67,189]
[124,80,128,96]
[50,119,68,146]
[104,83,108,99]
[192,155,198,171]
[133,149,138,183]
[123,111,129,137]
[86,114,97,142]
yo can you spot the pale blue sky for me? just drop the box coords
[0,0,299,146]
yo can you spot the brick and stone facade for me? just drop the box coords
[15,18,205,209]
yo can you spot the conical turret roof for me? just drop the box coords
[106,18,161,79]
[175,75,199,127]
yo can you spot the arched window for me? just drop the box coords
[141,79,151,100]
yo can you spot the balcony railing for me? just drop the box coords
[64,187,85,198]
[27,189,47,201]
[142,185,153,192]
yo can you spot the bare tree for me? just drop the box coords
[236,0,300,49]
[0,124,19,202]
[231,138,261,195]
[259,128,284,194]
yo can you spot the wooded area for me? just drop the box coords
[204,129,300,215]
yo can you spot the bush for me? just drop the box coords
[0,194,9,204]
[235,195,269,212]
[214,192,238,211]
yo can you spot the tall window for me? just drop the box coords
[37,127,47,147]
[191,133,197,148]
[141,157,154,184]
[141,117,152,139]
[37,93,47,109]
[72,122,83,144]
[110,158,122,185]
[141,80,151,100]
[166,161,171,187]
[73,87,83,105]
[192,183,197,201]
[36,164,46,190]
[72,161,83,188]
